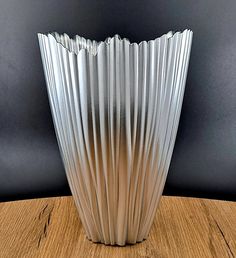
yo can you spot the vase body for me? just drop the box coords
[38,30,192,246]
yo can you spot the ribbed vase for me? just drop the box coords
[38,30,193,246]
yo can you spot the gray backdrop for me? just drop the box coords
[0,0,236,201]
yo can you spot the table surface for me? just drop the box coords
[0,196,235,258]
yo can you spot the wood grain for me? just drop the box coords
[0,196,235,258]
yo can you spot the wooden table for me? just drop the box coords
[0,196,235,258]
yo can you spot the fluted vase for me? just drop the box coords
[38,30,193,246]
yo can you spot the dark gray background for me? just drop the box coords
[0,0,236,202]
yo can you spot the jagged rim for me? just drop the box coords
[38,29,192,56]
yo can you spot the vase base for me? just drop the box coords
[86,236,148,246]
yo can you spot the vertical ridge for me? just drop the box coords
[123,40,132,243]
[97,44,111,243]
[127,43,139,242]
[107,39,116,244]
[132,41,148,241]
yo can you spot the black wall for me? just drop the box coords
[0,0,236,202]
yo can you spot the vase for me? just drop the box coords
[38,29,193,246]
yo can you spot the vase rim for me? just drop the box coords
[38,29,193,56]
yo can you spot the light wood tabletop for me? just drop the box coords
[0,195,235,258]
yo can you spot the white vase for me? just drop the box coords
[38,30,193,246]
